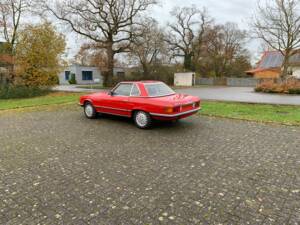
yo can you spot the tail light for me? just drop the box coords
[164,106,181,113]
[164,107,174,113]
[173,106,181,113]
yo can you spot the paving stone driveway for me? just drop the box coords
[0,106,300,225]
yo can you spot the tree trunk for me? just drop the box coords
[105,42,114,87]
[184,53,193,71]
[142,63,150,78]
[8,64,15,85]
[281,52,290,79]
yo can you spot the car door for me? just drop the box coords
[107,83,133,117]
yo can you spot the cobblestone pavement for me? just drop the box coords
[1,106,300,225]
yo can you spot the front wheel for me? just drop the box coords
[134,111,152,129]
[84,102,97,119]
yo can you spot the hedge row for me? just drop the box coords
[255,79,300,95]
[0,85,51,99]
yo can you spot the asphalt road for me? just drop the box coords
[1,106,300,224]
[179,86,300,106]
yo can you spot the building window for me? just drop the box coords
[82,71,93,80]
[65,71,70,80]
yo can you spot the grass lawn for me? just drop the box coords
[201,101,300,126]
[0,92,83,111]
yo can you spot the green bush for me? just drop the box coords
[288,88,300,94]
[123,66,175,85]
[68,74,77,84]
[254,87,263,92]
[0,85,51,99]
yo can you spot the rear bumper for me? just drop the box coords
[150,107,201,118]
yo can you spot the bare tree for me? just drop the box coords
[197,23,248,77]
[130,18,166,77]
[165,6,211,71]
[74,43,122,72]
[253,0,300,77]
[0,0,27,54]
[220,23,247,75]
[39,0,157,86]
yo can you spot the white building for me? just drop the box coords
[174,72,196,86]
[58,64,125,85]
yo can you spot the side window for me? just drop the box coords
[113,84,133,96]
[130,84,140,96]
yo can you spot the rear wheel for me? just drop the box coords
[134,111,152,129]
[84,102,97,119]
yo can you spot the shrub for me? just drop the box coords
[288,88,300,94]
[254,86,263,92]
[0,85,50,99]
[122,65,176,86]
[15,22,66,87]
[68,74,77,84]
[255,78,300,94]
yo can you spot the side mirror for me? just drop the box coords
[108,90,114,96]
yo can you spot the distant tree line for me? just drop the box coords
[64,3,252,85]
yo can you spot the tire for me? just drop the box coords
[84,102,97,119]
[133,111,152,129]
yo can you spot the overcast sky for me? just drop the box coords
[62,0,262,62]
[153,0,256,28]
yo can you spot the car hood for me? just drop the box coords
[151,93,200,106]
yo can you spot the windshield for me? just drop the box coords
[144,83,175,97]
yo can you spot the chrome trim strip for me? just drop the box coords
[150,107,201,117]
[94,105,132,112]
[101,112,131,118]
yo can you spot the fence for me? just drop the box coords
[196,77,259,87]
[227,78,258,87]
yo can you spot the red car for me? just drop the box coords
[79,81,201,129]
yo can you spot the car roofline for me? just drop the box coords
[119,81,163,84]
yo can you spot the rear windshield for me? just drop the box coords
[144,83,175,97]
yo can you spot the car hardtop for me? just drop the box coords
[117,80,163,85]
[108,81,178,98]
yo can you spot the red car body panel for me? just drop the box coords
[79,81,201,121]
